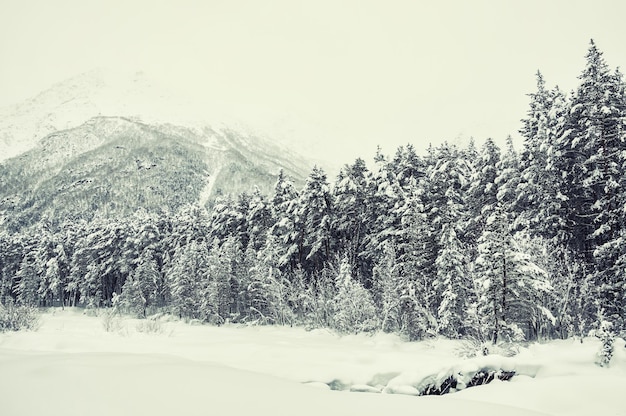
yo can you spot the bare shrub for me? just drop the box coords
[135,319,165,335]
[455,337,520,358]
[101,309,124,333]
[0,301,40,332]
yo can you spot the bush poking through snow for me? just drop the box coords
[0,301,40,332]
[101,309,124,333]
[332,256,379,334]
[455,337,519,359]
[136,319,165,335]
[595,319,615,367]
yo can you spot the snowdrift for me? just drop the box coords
[0,309,624,416]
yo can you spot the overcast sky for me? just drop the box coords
[1,0,626,165]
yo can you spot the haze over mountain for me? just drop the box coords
[0,70,315,230]
[0,69,311,160]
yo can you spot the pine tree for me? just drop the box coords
[32,228,58,307]
[554,41,624,255]
[495,136,521,212]
[248,234,293,325]
[42,257,62,306]
[168,240,210,320]
[298,166,333,275]
[14,250,40,306]
[119,273,146,317]
[466,138,501,255]
[475,205,554,343]
[246,187,273,251]
[595,311,615,367]
[518,72,568,240]
[285,267,311,324]
[373,241,402,333]
[435,223,470,338]
[0,232,22,304]
[120,248,160,317]
[362,149,403,274]
[332,255,378,334]
[552,41,626,330]
[171,204,211,249]
[209,238,237,323]
[269,169,300,271]
[394,180,438,339]
[332,158,370,284]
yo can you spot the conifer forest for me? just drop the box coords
[1,41,625,345]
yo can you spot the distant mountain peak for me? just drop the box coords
[0,68,237,162]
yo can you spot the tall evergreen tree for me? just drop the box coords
[14,249,40,306]
[551,41,626,329]
[435,223,471,338]
[332,255,378,334]
[475,205,553,343]
[248,234,293,325]
[168,240,210,320]
[332,158,370,284]
[372,241,402,333]
[518,72,569,241]
[298,166,333,275]
[269,169,300,271]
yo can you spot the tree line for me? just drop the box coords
[1,40,624,343]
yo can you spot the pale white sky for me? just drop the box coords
[1,0,626,164]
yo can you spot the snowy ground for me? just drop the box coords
[0,309,624,416]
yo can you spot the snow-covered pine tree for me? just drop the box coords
[372,241,401,333]
[332,255,378,334]
[269,168,299,271]
[285,267,311,325]
[435,223,470,338]
[550,41,626,331]
[246,187,273,251]
[307,268,337,329]
[475,205,554,343]
[495,136,521,213]
[331,158,370,284]
[247,234,293,325]
[466,138,501,257]
[170,204,211,250]
[119,273,146,317]
[68,217,133,307]
[553,41,622,254]
[228,243,254,321]
[394,179,438,340]
[208,238,237,323]
[475,204,514,344]
[31,227,56,307]
[74,246,102,309]
[14,249,40,307]
[594,310,615,367]
[168,240,210,320]
[298,166,333,275]
[42,257,62,307]
[391,144,426,189]
[517,71,569,240]
[120,248,160,317]
[362,148,403,277]
[426,142,472,338]
[0,232,22,304]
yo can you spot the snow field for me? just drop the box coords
[0,309,624,416]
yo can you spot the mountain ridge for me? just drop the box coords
[0,114,311,231]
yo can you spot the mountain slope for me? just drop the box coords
[0,116,309,230]
[0,69,251,162]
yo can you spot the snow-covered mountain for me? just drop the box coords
[0,69,249,161]
[0,70,314,229]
